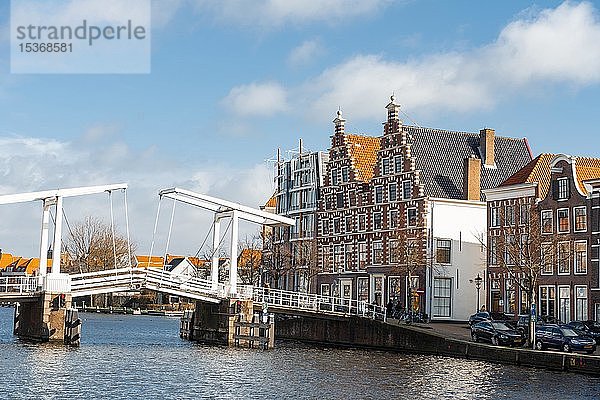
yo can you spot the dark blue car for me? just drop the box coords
[535,324,596,354]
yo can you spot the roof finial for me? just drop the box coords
[390,92,396,103]
[337,107,342,118]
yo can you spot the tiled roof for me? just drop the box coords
[574,158,600,195]
[406,127,532,200]
[346,134,381,182]
[500,154,600,197]
[500,154,555,198]
[264,195,277,208]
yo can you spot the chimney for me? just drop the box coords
[480,128,495,166]
[333,108,345,135]
[463,156,481,201]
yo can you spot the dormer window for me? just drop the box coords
[553,177,570,200]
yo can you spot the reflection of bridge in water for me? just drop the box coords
[0,184,386,348]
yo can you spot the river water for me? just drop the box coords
[1,307,600,399]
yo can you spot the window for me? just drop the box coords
[576,286,588,321]
[358,214,366,231]
[574,241,587,274]
[541,210,553,234]
[357,277,369,301]
[407,208,417,227]
[382,158,390,175]
[348,191,356,207]
[505,205,515,226]
[345,244,353,271]
[541,244,553,275]
[558,286,571,324]
[394,155,403,173]
[322,246,330,271]
[336,192,344,208]
[371,212,382,230]
[520,285,529,315]
[557,209,569,233]
[436,239,451,264]
[489,236,498,265]
[334,218,341,234]
[539,286,556,319]
[504,235,515,266]
[558,242,571,274]
[402,181,412,200]
[555,177,570,200]
[331,168,338,186]
[320,284,330,297]
[341,166,349,183]
[375,186,383,204]
[388,277,402,302]
[389,209,398,229]
[389,183,397,202]
[504,279,516,314]
[389,240,399,263]
[322,218,329,235]
[574,207,587,232]
[490,207,500,228]
[358,242,368,269]
[334,245,343,270]
[372,241,383,264]
[345,216,353,233]
[519,204,530,225]
[433,278,452,317]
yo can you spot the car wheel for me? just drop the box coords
[492,336,498,346]
[536,340,544,351]
[562,343,571,353]
[471,332,478,342]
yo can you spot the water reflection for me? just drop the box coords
[1,307,600,399]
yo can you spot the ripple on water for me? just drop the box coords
[1,307,600,400]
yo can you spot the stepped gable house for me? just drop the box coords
[317,96,532,321]
[484,154,600,322]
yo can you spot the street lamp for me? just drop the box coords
[470,274,483,312]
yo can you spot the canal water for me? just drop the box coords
[1,307,600,399]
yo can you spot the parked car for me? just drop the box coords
[468,311,512,326]
[566,320,600,341]
[468,312,491,326]
[516,315,545,335]
[471,321,525,347]
[535,324,596,354]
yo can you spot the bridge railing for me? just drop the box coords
[253,287,386,321]
[0,276,39,295]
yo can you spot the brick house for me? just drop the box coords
[316,96,532,321]
[484,154,600,322]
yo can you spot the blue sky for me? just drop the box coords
[1,0,600,257]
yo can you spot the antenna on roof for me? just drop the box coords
[400,108,421,128]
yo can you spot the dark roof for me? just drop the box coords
[407,126,532,200]
[165,257,185,272]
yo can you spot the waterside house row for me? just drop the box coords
[484,154,600,322]
[266,96,532,321]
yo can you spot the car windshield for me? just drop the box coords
[560,328,579,337]
[491,322,511,331]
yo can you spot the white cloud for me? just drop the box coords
[0,133,273,258]
[298,1,600,121]
[222,82,288,117]
[192,0,390,28]
[287,39,324,67]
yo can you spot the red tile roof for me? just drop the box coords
[346,134,381,182]
[500,153,555,198]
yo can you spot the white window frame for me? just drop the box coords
[557,208,570,233]
[574,206,587,232]
[375,186,384,204]
[432,277,452,318]
[557,177,569,200]
[372,241,383,265]
[389,183,397,202]
[574,240,588,275]
[558,285,571,324]
[557,241,571,275]
[373,212,382,230]
[541,210,553,234]
[402,180,412,200]
[436,238,452,264]
[575,285,588,321]
[490,206,500,228]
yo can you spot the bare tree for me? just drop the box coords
[64,216,135,274]
[485,203,565,347]
[237,234,263,285]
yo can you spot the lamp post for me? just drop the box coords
[470,274,483,312]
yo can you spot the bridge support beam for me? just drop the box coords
[180,298,274,349]
[13,292,79,345]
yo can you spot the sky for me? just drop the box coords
[1,0,600,258]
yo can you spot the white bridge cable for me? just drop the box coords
[147,195,162,268]
[109,191,118,279]
[123,189,133,269]
[161,197,177,286]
